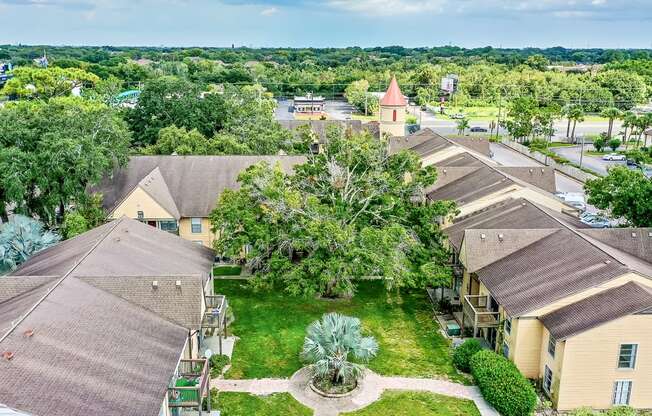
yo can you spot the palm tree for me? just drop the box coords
[456,118,470,135]
[568,106,585,142]
[600,107,622,139]
[622,111,637,150]
[301,313,378,385]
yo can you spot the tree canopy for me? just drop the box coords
[585,166,652,227]
[210,128,455,297]
[0,97,130,225]
[1,66,99,99]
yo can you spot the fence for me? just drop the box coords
[500,140,600,183]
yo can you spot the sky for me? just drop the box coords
[1,0,652,48]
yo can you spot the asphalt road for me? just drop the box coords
[489,143,586,196]
[275,99,294,121]
[549,145,625,176]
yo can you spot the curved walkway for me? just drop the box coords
[212,368,499,416]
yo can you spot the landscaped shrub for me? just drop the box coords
[568,407,597,416]
[605,406,637,416]
[470,350,537,416]
[209,354,231,377]
[452,339,482,373]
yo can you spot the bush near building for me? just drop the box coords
[452,339,483,373]
[470,350,537,416]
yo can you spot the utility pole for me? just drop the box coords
[496,92,503,141]
[579,135,585,168]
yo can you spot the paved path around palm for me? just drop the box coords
[212,368,499,416]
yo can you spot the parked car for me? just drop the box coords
[581,216,611,228]
[470,126,488,133]
[602,153,626,161]
[626,159,639,167]
[450,113,466,119]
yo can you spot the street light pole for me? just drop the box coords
[579,135,585,168]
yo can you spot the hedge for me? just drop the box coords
[470,350,537,416]
[453,339,483,373]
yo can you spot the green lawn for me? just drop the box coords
[342,391,480,416]
[215,279,465,383]
[213,265,243,276]
[214,392,312,416]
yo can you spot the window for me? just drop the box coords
[392,109,397,122]
[191,217,202,234]
[158,220,178,232]
[548,335,556,358]
[502,341,510,358]
[613,381,632,405]
[504,318,512,335]
[618,344,638,369]
[543,365,553,394]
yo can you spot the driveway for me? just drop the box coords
[549,145,624,176]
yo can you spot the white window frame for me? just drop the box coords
[612,380,632,406]
[504,318,512,335]
[502,341,510,358]
[543,365,553,395]
[617,344,638,370]
[191,217,202,234]
[548,335,556,358]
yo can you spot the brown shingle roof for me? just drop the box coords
[137,167,180,219]
[476,229,629,316]
[427,165,514,205]
[0,277,187,416]
[388,129,452,155]
[444,198,563,250]
[462,229,558,273]
[12,216,215,279]
[0,276,58,333]
[497,166,557,193]
[540,281,652,339]
[579,228,652,263]
[96,155,306,218]
[433,152,486,167]
[445,136,492,157]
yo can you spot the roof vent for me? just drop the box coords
[443,169,447,175]
[529,169,533,174]
[176,280,182,288]
[152,280,158,289]
[605,260,612,265]
[541,168,545,174]
[631,232,637,238]
[480,233,486,240]
[2,351,14,361]
[498,233,504,242]
[23,329,34,338]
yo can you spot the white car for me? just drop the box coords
[602,153,626,161]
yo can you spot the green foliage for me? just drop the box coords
[593,136,606,152]
[143,125,217,155]
[1,66,99,99]
[61,212,89,240]
[213,392,312,416]
[0,97,130,226]
[125,76,226,146]
[605,407,637,416]
[608,138,622,151]
[210,131,455,298]
[302,312,378,385]
[209,354,231,378]
[0,215,60,273]
[452,339,483,373]
[345,80,379,115]
[469,350,537,416]
[594,70,648,110]
[456,118,470,135]
[585,166,652,227]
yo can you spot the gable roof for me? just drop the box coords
[476,229,629,316]
[444,198,563,250]
[12,216,214,279]
[137,167,180,220]
[389,129,491,158]
[462,228,558,273]
[380,76,407,106]
[96,155,306,218]
[0,277,187,416]
[540,281,652,340]
[0,276,58,333]
[434,151,487,167]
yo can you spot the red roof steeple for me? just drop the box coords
[380,76,407,106]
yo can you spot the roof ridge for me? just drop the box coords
[0,218,123,343]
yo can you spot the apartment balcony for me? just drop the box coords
[168,358,211,414]
[462,294,500,337]
[201,295,228,330]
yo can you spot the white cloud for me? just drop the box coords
[260,6,278,16]
[326,0,445,16]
